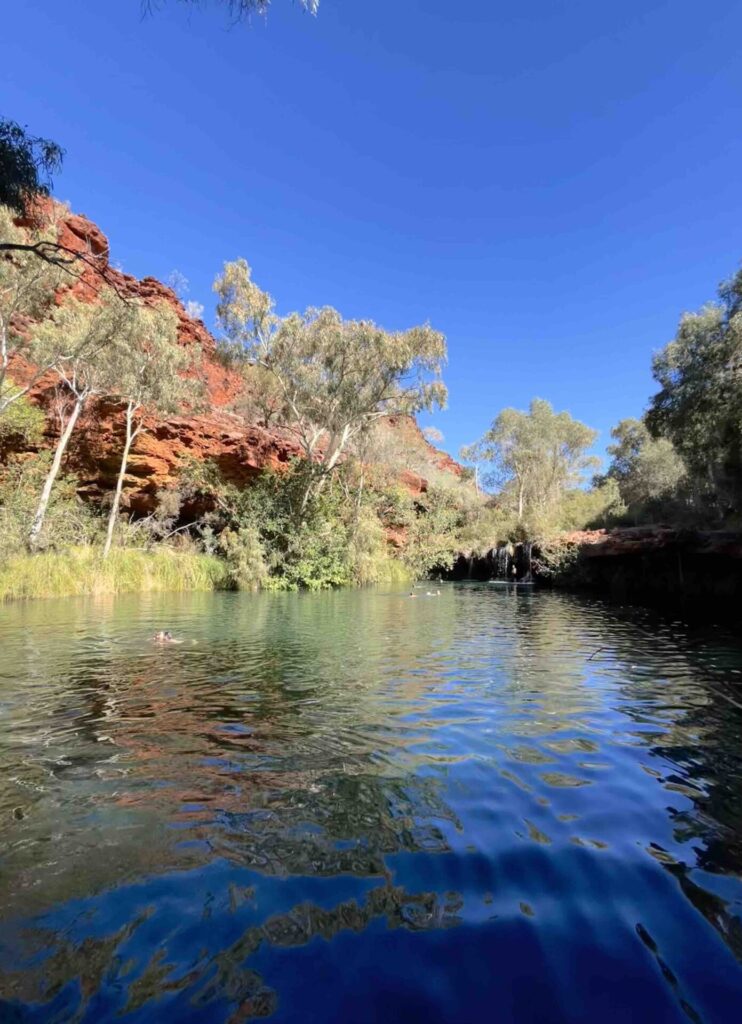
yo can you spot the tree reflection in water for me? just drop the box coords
[1,586,742,1022]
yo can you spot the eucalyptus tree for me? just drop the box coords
[422,426,444,444]
[102,303,198,558]
[647,267,742,513]
[26,290,139,548]
[0,119,64,216]
[0,204,66,416]
[214,258,447,512]
[462,398,598,534]
[605,418,685,515]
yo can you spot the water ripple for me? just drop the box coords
[0,585,741,1022]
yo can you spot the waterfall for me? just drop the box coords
[493,543,511,579]
[489,541,533,581]
[522,541,533,581]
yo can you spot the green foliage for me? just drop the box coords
[0,546,227,602]
[0,119,64,215]
[214,259,447,507]
[462,398,598,538]
[454,502,518,555]
[177,457,448,588]
[531,538,584,585]
[402,487,463,579]
[347,506,404,585]
[29,289,139,398]
[106,301,192,415]
[0,383,45,454]
[557,479,625,531]
[177,459,350,589]
[647,269,742,516]
[0,203,66,414]
[0,453,101,553]
[100,298,197,556]
[235,466,355,590]
[218,526,268,590]
[230,362,284,426]
[602,417,686,524]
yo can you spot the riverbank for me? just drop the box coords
[0,546,415,602]
[442,528,742,621]
[534,528,742,618]
[0,547,229,602]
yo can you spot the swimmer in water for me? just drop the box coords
[153,630,179,643]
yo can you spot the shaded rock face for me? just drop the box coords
[533,528,742,617]
[443,528,742,618]
[8,203,457,513]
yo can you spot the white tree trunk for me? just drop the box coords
[28,396,85,549]
[300,424,352,514]
[103,401,140,559]
[0,317,8,396]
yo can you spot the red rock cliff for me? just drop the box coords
[7,204,462,513]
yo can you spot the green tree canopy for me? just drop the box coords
[0,204,66,416]
[101,301,197,556]
[646,268,742,513]
[605,417,685,516]
[461,398,598,536]
[26,291,185,548]
[214,258,447,508]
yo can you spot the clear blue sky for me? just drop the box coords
[3,0,741,467]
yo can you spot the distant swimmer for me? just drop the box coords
[409,592,417,598]
[153,630,183,644]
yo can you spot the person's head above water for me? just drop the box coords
[153,630,173,642]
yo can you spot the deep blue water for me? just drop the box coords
[1,584,742,1022]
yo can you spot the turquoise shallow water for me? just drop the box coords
[1,584,742,1022]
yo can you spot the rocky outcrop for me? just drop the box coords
[443,528,742,617]
[383,414,463,480]
[7,203,461,513]
[556,526,742,560]
[68,407,303,513]
[533,527,742,617]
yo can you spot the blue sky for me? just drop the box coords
[3,0,741,468]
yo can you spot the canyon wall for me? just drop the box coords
[8,204,456,514]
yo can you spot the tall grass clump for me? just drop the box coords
[0,547,228,602]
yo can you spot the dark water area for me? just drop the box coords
[1,585,742,1023]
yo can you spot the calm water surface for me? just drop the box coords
[1,584,742,1023]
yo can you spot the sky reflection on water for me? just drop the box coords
[1,585,741,1023]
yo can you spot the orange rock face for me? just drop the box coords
[7,203,463,514]
[6,203,304,511]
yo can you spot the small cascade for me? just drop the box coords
[522,540,533,581]
[443,540,534,582]
[489,540,533,582]
[494,543,512,580]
